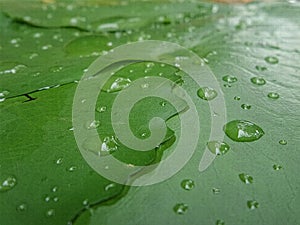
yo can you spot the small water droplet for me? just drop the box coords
[104,183,116,191]
[160,101,167,107]
[247,200,259,210]
[207,141,230,155]
[224,120,264,142]
[44,195,51,202]
[234,96,241,101]
[50,66,63,73]
[101,136,118,154]
[216,219,225,225]
[87,120,100,129]
[53,197,59,202]
[267,92,279,99]
[96,106,107,113]
[0,175,17,192]
[222,75,237,83]
[241,104,251,110]
[255,65,267,71]
[41,45,52,50]
[105,77,131,93]
[82,199,89,206]
[223,83,231,88]
[265,56,279,64]
[279,139,287,145]
[67,166,77,172]
[212,188,221,194]
[16,203,27,212]
[181,179,195,191]
[173,203,188,215]
[51,186,58,192]
[273,164,283,170]
[46,209,55,217]
[239,173,253,184]
[250,77,266,85]
[197,87,218,100]
[55,157,63,165]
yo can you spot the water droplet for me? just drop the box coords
[255,65,267,71]
[234,96,241,101]
[216,219,225,225]
[160,101,167,107]
[265,56,279,64]
[207,141,230,155]
[50,66,63,73]
[41,45,52,50]
[239,173,253,184]
[16,203,27,212]
[222,75,237,83]
[101,136,118,154]
[0,90,9,102]
[250,77,266,85]
[181,179,195,191]
[67,166,77,172]
[0,175,17,192]
[173,203,188,215]
[247,200,259,210]
[46,209,55,217]
[96,106,107,113]
[82,199,89,206]
[273,164,283,170]
[51,186,58,192]
[55,157,63,165]
[104,77,131,93]
[44,195,51,202]
[197,87,218,100]
[53,197,59,202]
[279,139,287,145]
[241,104,251,110]
[212,188,221,194]
[267,92,279,99]
[223,83,231,88]
[104,183,116,191]
[87,120,100,129]
[224,120,264,142]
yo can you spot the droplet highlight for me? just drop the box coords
[207,141,230,155]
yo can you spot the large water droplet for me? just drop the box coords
[197,87,218,100]
[173,203,188,215]
[265,56,279,64]
[222,75,237,83]
[0,175,17,192]
[224,120,264,142]
[181,179,195,191]
[207,141,230,155]
[267,92,279,99]
[247,200,259,210]
[239,173,253,184]
[104,77,131,93]
[250,77,266,85]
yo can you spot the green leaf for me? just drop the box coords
[1,1,300,225]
